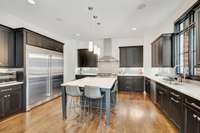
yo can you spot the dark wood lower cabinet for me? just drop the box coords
[156,83,169,116]
[118,76,144,92]
[169,90,183,131]
[0,85,22,119]
[0,95,5,118]
[144,78,151,95]
[183,105,200,133]
[184,96,200,133]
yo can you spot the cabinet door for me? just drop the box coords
[26,31,42,47]
[145,78,151,95]
[0,26,15,67]
[87,51,97,67]
[184,106,199,133]
[119,48,127,67]
[4,87,22,116]
[8,88,22,115]
[169,96,182,129]
[162,36,172,67]
[0,95,5,118]
[132,77,144,92]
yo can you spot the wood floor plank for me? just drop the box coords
[0,92,178,133]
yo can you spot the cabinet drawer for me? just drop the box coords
[0,85,21,93]
[169,89,182,100]
[185,96,200,112]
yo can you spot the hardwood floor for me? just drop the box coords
[0,92,178,133]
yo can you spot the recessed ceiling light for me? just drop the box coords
[27,0,36,5]
[75,33,80,37]
[97,22,101,25]
[131,27,137,31]
[137,3,146,10]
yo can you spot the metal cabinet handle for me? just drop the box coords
[191,103,200,110]
[159,91,164,95]
[170,92,180,98]
[193,114,197,118]
[4,95,7,98]
[170,97,180,103]
[1,88,12,92]
[198,117,200,121]
[8,94,10,97]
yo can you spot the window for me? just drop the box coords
[175,12,197,77]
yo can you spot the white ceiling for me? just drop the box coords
[0,0,184,40]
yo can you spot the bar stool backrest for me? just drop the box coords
[84,85,102,99]
[66,85,82,97]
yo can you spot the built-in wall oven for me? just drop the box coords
[26,45,63,110]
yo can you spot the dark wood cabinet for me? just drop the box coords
[78,49,97,67]
[0,25,15,67]
[169,90,183,131]
[156,83,169,116]
[118,76,144,92]
[184,96,200,133]
[145,78,151,96]
[25,30,63,52]
[151,34,173,67]
[75,74,96,79]
[0,94,5,118]
[119,46,143,67]
[15,28,64,67]
[0,85,23,119]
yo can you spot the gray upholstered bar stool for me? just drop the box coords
[84,85,104,124]
[65,85,83,120]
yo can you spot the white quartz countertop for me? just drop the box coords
[0,81,24,88]
[144,74,200,101]
[62,77,116,89]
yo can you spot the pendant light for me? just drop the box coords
[89,41,93,52]
[93,45,98,54]
[97,47,100,56]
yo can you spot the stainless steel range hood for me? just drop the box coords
[98,38,119,62]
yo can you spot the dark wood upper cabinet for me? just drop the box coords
[151,34,174,67]
[15,28,64,67]
[0,25,15,67]
[25,30,63,52]
[119,46,143,67]
[78,49,97,67]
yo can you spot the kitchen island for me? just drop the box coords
[61,77,117,127]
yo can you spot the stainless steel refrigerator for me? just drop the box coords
[26,45,63,110]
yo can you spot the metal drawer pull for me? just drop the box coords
[198,117,200,121]
[191,103,200,110]
[193,114,197,118]
[170,97,180,103]
[1,88,12,92]
[159,91,164,95]
[170,92,180,98]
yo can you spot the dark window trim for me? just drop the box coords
[174,1,200,81]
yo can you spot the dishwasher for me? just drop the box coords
[150,80,157,103]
